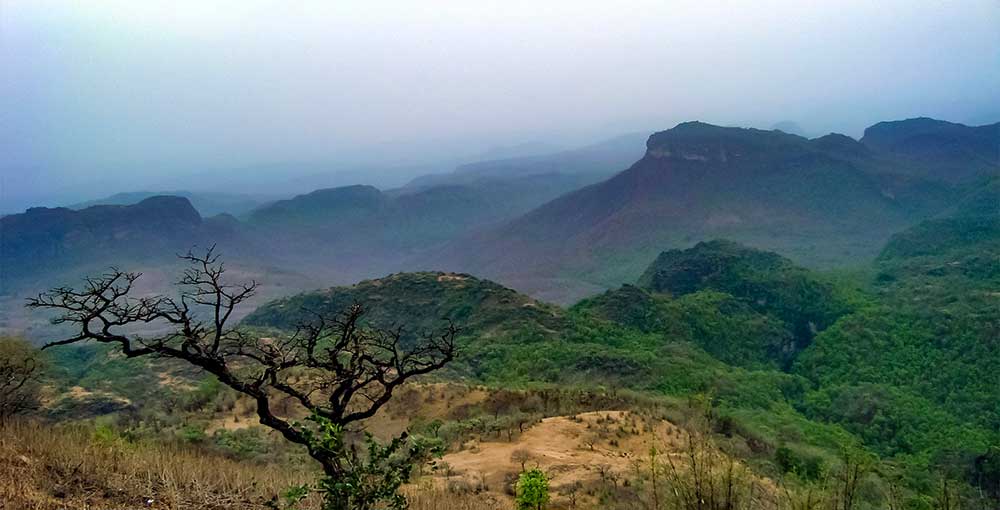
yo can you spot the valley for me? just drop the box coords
[2,117,997,510]
[5,4,999,508]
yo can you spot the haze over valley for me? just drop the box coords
[1,2,998,509]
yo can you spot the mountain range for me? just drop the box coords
[5,116,1000,506]
[427,118,996,301]
[2,117,996,310]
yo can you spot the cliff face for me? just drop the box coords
[0,196,205,291]
[427,121,942,298]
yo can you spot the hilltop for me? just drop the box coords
[243,271,566,343]
[861,117,1000,182]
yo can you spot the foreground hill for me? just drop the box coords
[20,224,999,506]
[240,228,1000,504]
[241,268,803,391]
[243,271,567,345]
[3,382,772,510]
[429,119,992,301]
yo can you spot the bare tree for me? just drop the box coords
[661,430,764,510]
[511,448,533,472]
[27,248,458,508]
[0,337,45,426]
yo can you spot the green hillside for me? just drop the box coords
[242,226,1000,504]
[637,240,852,349]
[792,203,1000,481]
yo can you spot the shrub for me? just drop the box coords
[516,468,550,510]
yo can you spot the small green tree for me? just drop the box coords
[303,414,440,510]
[516,468,550,510]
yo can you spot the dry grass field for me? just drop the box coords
[2,383,784,510]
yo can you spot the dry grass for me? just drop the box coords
[404,485,508,510]
[0,420,317,510]
[0,384,780,509]
[0,420,515,510]
[438,410,683,503]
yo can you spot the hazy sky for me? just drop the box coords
[2,0,998,211]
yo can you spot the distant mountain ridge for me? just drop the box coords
[426,118,995,301]
[3,117,994,307]
[68,191,268,218]
[860,117,1000,182]
[246,174,605,250]
[0,134,638,304]
[404,132,646,190]
[1,196,212,291]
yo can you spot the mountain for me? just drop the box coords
[471,141,564,161]
[249,185,389,227]
[0,196,328,341]
[404,132,646,189]
[7,118,990,310]
[430,120,975,301]
[249,177,585,237]
[771,120,808,137]
[243,173,622,280]
[1,196,205,290]
[68,191,268,218]
[575,240,850,370]
[637,240,850,344]
[860,117,1000,183]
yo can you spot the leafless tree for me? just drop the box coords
[512,448,533,472]
[0,337,45,426]
[26,247,458,482]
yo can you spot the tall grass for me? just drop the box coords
[0,420,511,510]
[0,420,315,509]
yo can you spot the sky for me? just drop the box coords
[2,0,999,212]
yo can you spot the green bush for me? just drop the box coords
[516,468,550,510]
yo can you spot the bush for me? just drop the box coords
[774,444,823,480]
[516,468,550,510]
[213,428,270,460]
[180,423,207,443]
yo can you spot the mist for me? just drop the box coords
[2,0,998,213]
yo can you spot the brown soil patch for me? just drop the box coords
[437,274,469,282]
[437,411,685,497]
